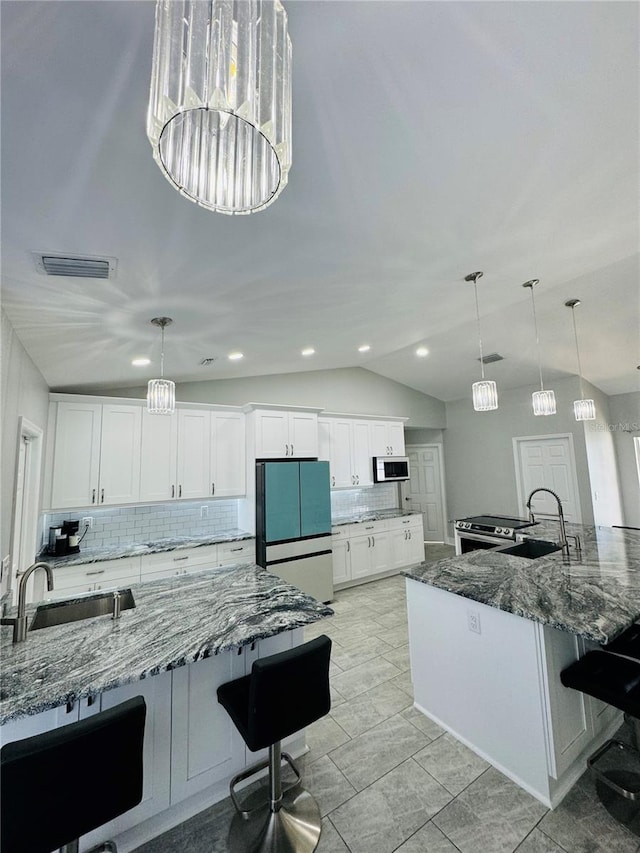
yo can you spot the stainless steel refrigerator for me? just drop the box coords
[256,461,333,602]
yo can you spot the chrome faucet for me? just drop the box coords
[526,488,569,557]
[1,562,54,643]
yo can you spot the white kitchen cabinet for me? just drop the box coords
[210,411,245,497]
[176,409,211,499]
[140,545,220,582]
[390,516,424,569]
[253,409,318,458]
[369,420,406,458]
[331,537,350,585]
[139,408,179,502]
[98,405,142,505]
[351,420,373,486]
[320,417,372,488]
[332,516,423,588]
[217,539,255,566]
[350,528,390,580]
[47,556,141,600]
[50,402,102,509]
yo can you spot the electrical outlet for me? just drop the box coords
[81,516,94,528]
[201,505,208,518]
[467,609,481,635]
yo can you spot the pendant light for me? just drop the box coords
[147,317,176,415]
[565,299,596,421]
[147,0,292,215]
[523,280,556,416]
[465,271,498,411]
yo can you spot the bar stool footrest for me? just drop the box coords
[588,739,640,801]
[230,752,302,818]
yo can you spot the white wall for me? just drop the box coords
[608,391,640,527]
[1,309,50,588]
[580,380,624,526]
[443,376,595,531]
[83,367,446,429]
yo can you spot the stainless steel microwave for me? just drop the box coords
[373,456,410,482]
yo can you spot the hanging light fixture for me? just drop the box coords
[523,280,556,416]
[147,0,292,215]
[565,299,596,421]
[147,317,176,415]
[465,271,498,411]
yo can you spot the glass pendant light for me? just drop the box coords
[147,0,292,215]
[465,271,498,411]
[523,280,556,416]
[147,317,176,415]
[565,299,596,421]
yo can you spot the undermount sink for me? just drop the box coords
[497,540,563,560]
[30,589,135,630]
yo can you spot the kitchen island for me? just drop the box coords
[403,524,640,808]
[1,563,332,852]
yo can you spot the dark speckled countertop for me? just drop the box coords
[331,509,421,526]
[0,563,333,724]
[39,529,254,569]
[404,523,640,644]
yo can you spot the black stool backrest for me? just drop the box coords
[248,635,331,752]
[1,696,146,853]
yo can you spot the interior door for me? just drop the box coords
[515,435,581,522]
[402,446,445,541]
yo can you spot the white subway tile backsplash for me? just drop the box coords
[330,484,399,518]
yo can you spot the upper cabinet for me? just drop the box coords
[51,402,141,508]
[253,408,318,458]
[369,420,405,457]
[48,397,246,510]
[318,417,374,488]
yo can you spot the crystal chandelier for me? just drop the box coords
[465,271,498,411]
[565,299,596,421]
[523,280,556,416]
[147,318,176,415]
[147,0,292,215]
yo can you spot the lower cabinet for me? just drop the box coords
[332,515,424,587]
[46,556,142,600]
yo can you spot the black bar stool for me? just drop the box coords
[561,650,640,835]
[1,696,146,853]
[218,635,332,853]
[603,623,640,747]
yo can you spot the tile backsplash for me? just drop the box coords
[42,500,240,551]
[330,483,399,517]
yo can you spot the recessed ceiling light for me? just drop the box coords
[228,352,244,361]
[301,347,315,356]
[131,357,151,367]
[415,346,429,357]
[358,345,371,353]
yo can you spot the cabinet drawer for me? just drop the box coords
[217,540,255,565]
[331,526,348,539]
[389,515,419,531]
[53,557,141,590]
[140,545,219,577]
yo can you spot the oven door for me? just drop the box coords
[455,529,510,555]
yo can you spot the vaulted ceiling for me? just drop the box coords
[1,1,638,401]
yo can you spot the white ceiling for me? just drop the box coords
[1,0,638,402]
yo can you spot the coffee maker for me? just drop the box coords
[48,520,81,556]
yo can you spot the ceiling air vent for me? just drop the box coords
[33,253,117,279]
[199,357,217,366]
[477,352,504,364]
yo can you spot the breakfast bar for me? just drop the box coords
[403,524,640,809]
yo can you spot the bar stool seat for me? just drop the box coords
[218,635,332,853]
[561,650,640,835]
[1,696,146,853]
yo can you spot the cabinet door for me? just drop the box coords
[211,411,245,497]
[405,521,425,565]
[99,405,142,505]
[369,421,390,457]
[254,410,289,458]
[332,538,351,585]
[349,534,372,580]
[332,420,355,488]
[81,673,172,846]
[170,651,246,804]
[390,526,410,571]
[351,420,373,486]
[288,412,318,458]
[299,462,331,537]
[91,556,141,591]
[140,408,178,502]
[318,418,332,464]
[51,402,102,509]
[369,530,392,574]
[387,422,405,456]
[177,409,211,499]
[218,539,255,566]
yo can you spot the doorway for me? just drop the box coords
[401,444,447,542]
[9,417,43,604]
[513,434,582,523]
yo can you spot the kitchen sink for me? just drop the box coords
[30,589,135,630]
[498,540,562,560]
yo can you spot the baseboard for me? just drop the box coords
[334,567,402,591]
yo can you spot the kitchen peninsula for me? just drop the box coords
[404,523,640,809]
[1,563,333,852]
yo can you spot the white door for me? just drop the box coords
[211,411,245,496]
[177,409,211,499]
[51,402,102,508]
[139,409,179,502]
[402,446,445,542]
[99,404,142,505]
[514,435,582,522]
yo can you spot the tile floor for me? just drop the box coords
[134,547,640,853]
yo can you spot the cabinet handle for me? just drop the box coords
[403,520,410,524]
[87,695,96,707]
[365,525,374,530]
[404,531,407,540]
[331,476,335,487]
[212,482,215,495]
[367,536,371,547]
[179,485,182,498]
[372,535,375,546]
[171,484,175,498]
[291,444,294,456]
[86,569,105,576]
[347,541,350,552]
[230,547,243,552]
[66,701,75,714]
[101,489,105,503]
[92,489,96,504]
[357,475,360,484]
[285,444,289,456]
[408,531,412,539]
[173,555,189,562]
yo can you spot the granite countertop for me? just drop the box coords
[0,563,333,724]
[403,523,640,644]
[39,529,255,569]
[331,509,421,527]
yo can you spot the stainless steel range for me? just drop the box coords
[454,515,538,554]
